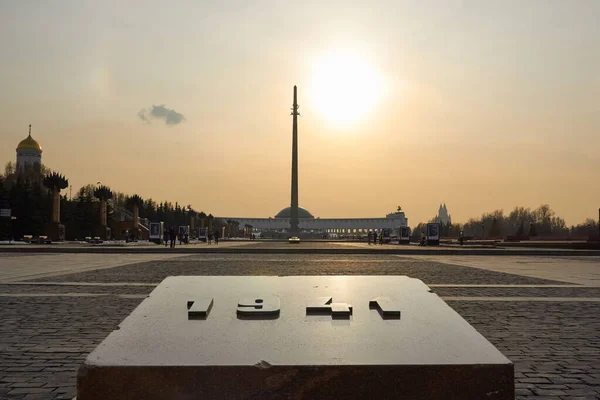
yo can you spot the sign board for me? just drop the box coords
[399,226,411,244]
[0,209,11,218]
[149,222,163,241]
[382,228,392,243]
[77,276,513,400]
[198,227,208,242]
[426,222,440,245]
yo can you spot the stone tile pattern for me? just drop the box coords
[450,301,600,400]
[0,285,152,296]
[32,255,566,285]
[1,255,599,399]
[0,296,142,400]
[12,285,600,299]
[434,287,600,298]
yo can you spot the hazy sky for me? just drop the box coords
[1,0,599,225]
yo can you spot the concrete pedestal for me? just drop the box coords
[78,276,513,400]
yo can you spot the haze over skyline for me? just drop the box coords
[1,1,599,225]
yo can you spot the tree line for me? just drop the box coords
[0,164,219,240]
[412,204,598,239]
[2,162,597,241]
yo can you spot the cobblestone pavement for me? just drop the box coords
[0,253,188,282]
[0,296,141,400]
[409,255,600,286]
[31,255,567,285]
[433,286,600,298]
[451,301,600,399]
[0,284,152,296]
[1,253,599,399]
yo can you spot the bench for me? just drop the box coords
[36,236,51,244]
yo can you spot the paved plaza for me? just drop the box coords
[0,242,599,399]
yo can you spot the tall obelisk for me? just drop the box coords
[290,85,300,233]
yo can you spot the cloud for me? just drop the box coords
[138,109,150,123]
[138,105,185,126]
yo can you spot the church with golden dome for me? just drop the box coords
[16,125,42,171]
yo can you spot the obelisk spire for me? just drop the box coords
[290,85,300,233]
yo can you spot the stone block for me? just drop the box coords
[78,276,513,399]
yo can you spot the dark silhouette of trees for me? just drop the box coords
[515,221,525,236]
[198,212,207,228]
[1,171,213,240]
[207,214,214,231]
[571,218,598,238]
[528,222,538,237]
[62,187,97,239]
[412,204,595,239]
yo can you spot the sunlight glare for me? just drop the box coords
[309,51,385,128]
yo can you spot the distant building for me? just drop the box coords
[221,208,408,234]
[16,125,42,171]
[436,204,451,225]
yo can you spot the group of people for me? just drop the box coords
[163,226,188,248]
[162,227,223,248]
[206,230,220,245]
[367,231,384,245]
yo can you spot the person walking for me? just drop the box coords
[367,231,372,245]
[207,233,212,245]
[214,230,220,245]
[169,226,176,248]
[163,229,169,247]
[379,232,384,245]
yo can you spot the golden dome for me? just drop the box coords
[17,134,42,152]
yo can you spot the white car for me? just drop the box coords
[288,237,300,244]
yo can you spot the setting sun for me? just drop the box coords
[309,51,385,128]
